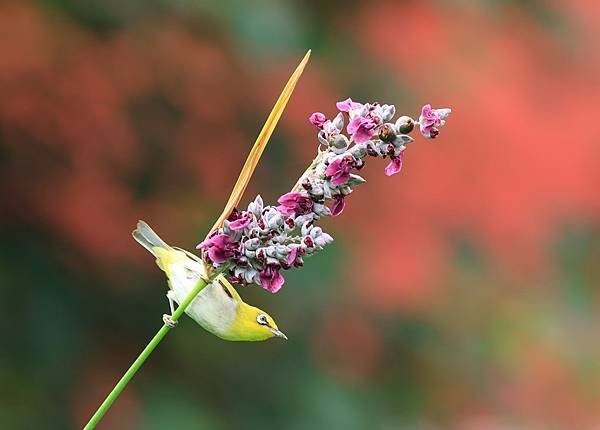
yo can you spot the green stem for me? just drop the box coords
[84,267,226,429]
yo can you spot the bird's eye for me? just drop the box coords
[256,314,269,326]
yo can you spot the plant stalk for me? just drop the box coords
[83,269,222,429]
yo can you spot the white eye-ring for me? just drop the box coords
[257,314,269,326]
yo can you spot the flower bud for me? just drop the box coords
[312,203,332,217]
[366,144,379,157]
[346,174,366,187]
[393,134,414,146]
[309,226,323,238]
[272,234,287,244]
[303,236,314,248]
[301,220,313,236]
[266,257,280,266]
[244,269,259,284]
[379,123,396,142]
[285,217,295,229]
[274,245,288,257]
[330,134,349,151]
[309,182,324,198]
[317,132,329,146]
[266,212,283,229]
[295,214,313,228]
[380,104,396,121]
[395,116,414,134]
[315,232,333,247]
[339,186,353,196]
[257,218,266,230]
[348,142,367,159]
[332,112,344,132]
[247,195,264,217]
[244,238,260,251]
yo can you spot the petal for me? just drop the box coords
[435,108,451,119]
[277,192,301,205]
[384,157,403,176]
[347,116,366,134]
[309,112,327,128]
[325,158,342,176]
[268,271,285,293]
[208,248,227,263]
[196,238,212,249]
[330,172,350,186]
[336,98,363,112]
[420,123,433,137]
[277,205,294,216]
[229,216,252,231]
[353,126,375,144]
[331,197,345,216]
[286,247,298,265]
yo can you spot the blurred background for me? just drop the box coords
[1,0,599,429]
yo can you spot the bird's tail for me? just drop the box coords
[132,220,170,256]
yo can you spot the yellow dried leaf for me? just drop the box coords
[208,50,311,235]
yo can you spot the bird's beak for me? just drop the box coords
[270,328,288,340]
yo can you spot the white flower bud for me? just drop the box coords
[312,203,331,217]
[380,104,396,121]
[393,134,413,146]
[332,112,344,132]
[244,269,258,284]
[301,221,313,236]
[330,134,349,150]
[348,143,368,159]
[248,195,264,217]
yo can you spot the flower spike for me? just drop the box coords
[198,99,452,293]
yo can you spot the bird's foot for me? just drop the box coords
[163,314,177,328]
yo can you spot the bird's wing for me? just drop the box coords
[207,50,311,236]
[214,274,243,302]
[173,246,204,264]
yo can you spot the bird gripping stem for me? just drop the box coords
[83,51,310,429]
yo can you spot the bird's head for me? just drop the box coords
[228,303,287,341]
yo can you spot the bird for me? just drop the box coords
[132,220,287,341]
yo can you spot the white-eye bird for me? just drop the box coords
[132,221,287,341]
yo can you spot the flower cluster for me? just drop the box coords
[198,100,451,293]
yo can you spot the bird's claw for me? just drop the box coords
[163,314,177,328]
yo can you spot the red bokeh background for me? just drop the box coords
[1,1,599,428]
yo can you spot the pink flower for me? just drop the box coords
[331,195,346,216]
[336,98,363,112]
[277,192,313,216]
[325,155,354,186]
[227,210,253,231]
[259,265,285,293]
[384,153,404,176]
[419,104,451,139]
[286,247,299,265]
[309,112,327,128]
[196,233,237,263]
[347,116,377,144]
